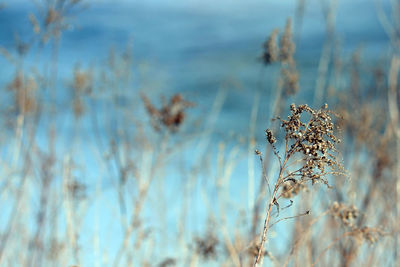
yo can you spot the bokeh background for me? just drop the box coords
[0,0,398,266]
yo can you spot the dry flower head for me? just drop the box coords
[279,18,295,64]
[7,71,37,115]
[330,201,359,227]
[261,29,279,65]
[194,232,219,260]
[142,93,194,132]
[266,103,345,192]
[281,178,305,198]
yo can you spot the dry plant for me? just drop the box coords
[261,19,299,99]
[71,65,93,118]
[0,1,399,266]
[253,103,346,266]
[141,93,195,132]
[249,21,301,263]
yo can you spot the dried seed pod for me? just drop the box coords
[262,29,279,65]
[265,129,277,144]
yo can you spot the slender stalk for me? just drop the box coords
[253,189,278,266]
[254,163,286,266]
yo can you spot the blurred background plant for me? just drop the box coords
[0,0,398,266]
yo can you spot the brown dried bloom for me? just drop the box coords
[275,103,344,187]
[330,201,359,227]
[73,68,92,93]
[360,227,384,244]
[261,29,279,65]
[350,226,385,245]
[265,129,277,144]
[67,179,86,200]
[279,18,295,64]
[281,67,299,96]
[248,241,271,258]
[141,93,194,132]
[194,233,219,260]
[71,67,92,118]
[261,18,296,66]
[261,19,299,98]
[45,8,60,26]
[33,1,83,43]
[329,202,385,245]
[281,178,304,198]
[254,103,344,266]
[8,71,37,115]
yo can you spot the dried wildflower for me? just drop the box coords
[32,0,83,43]
[373,137,392,179]
[45,8,60,26]
[360,227,383,244]
[281,67,299,96]
[329,201,385,246]
[261,29,279,65]
[8,71,37,115]
[281,178,304,198]
[141,93,194,132]
[350,226,384,245]
[261,18,296,67]
[265,129,276,144]
[194,233,219,260]
[71,67,92,118]
[276,103,344,186]
[330,201,359,227]
[260,19,299,99]
[73,68,92,93]
[248,242,271,258]
[67,179,86,200]
[254,103,344,266]
[279,18,295,64]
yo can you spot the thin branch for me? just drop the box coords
[269,210,310,228]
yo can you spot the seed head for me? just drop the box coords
[265,129,277,144]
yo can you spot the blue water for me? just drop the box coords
[0,0,391,266]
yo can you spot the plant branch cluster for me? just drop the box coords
[268,103,345,193]
[141,93,194,132]
[330,202,385,244]
[261,19,299,96]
